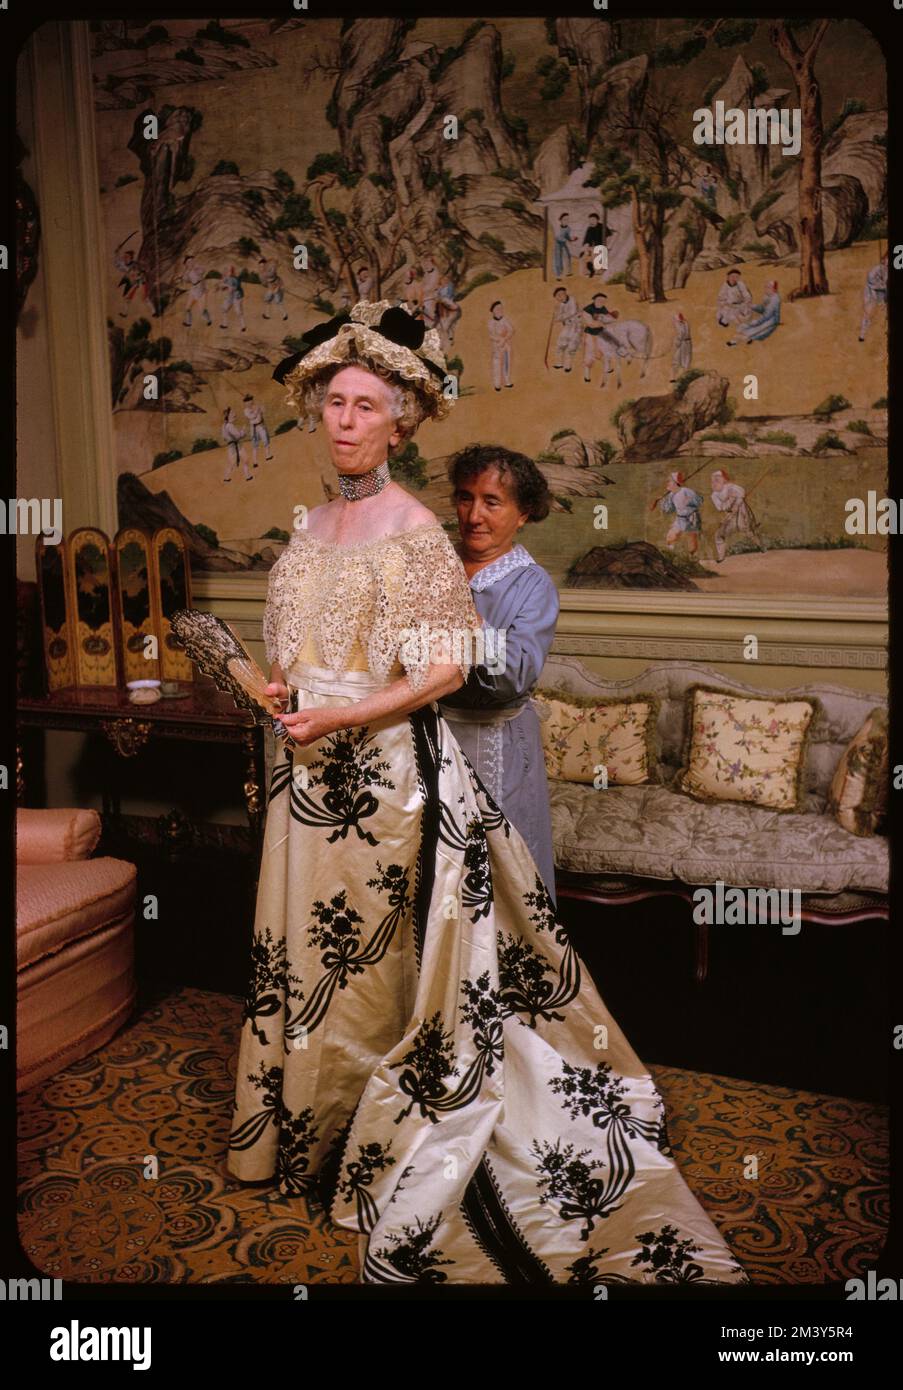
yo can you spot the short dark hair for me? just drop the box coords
[553,285,567,298]
[447,444,552,524]
[588,212,600,221]
[489,300,502,311]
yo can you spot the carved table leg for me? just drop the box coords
[241,729,264,848]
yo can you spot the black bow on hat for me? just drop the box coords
[272,304,446,385]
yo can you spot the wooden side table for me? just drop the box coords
[17,682,267,853]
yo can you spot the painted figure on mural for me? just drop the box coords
[859,251,888,342]
[419,255,442,328]
[259,257,289,321]
[580,210,606,278]
[716,268,753,329]
[398,263,423,318]
[658,471,703,555]
[222,404,253,482]
[487,299,515,390]
[354,264,374,303]
[552,211,579,278]
[671,311,693,380]
[180,255,212,329]
[549,285,582,372]
[698,166,718,209]
[218,265,247,333]
[243,393,275,464]
[726,280,781,346]
[710,469,762,562]
[581,291,618,384]
[434,269,462,354]
[114,247,154,316]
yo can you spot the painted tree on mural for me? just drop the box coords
[304,151,445,304]
[656,16,834,299]
[768,19,831,298]
[589,96,694,304]
[311,17,536,303]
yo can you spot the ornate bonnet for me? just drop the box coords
[272,299,453,422]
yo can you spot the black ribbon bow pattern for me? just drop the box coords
[272,304,446,385]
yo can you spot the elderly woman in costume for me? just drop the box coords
[225,299,747,1289]
[439,445,560,904]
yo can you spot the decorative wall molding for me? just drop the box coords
[559,591,887,622]
[194,575,887,674]
[551,635,886,670]
[194,575,269,604]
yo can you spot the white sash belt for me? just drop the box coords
[287,659,395,698]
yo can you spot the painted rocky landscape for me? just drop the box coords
[93,16,887,596]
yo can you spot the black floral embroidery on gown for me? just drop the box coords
[229,1061,321,1197]
[390,972,506,1126]
[283,862,411,1048]
[529,1059,665,1240]
[461,818,494,922]
[240,925,304,1046]
[372,1213,455,1283]
[567,1225,712,1286]
[279,725,395,844]
[228,526,748,1286]
[337,1139,397,1229]
[496,874,581,1027]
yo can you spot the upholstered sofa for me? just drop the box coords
[16,808,137,1092]
[537,658,889,940]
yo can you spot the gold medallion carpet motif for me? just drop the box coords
[17,988,888,1286]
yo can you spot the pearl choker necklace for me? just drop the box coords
[337,461,391,501]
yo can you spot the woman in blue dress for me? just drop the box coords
[439,445,560,904]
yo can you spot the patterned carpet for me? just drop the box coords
[17,988,888,1286]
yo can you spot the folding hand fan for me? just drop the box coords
[169,608,290,733]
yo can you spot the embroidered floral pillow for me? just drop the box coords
[533,687,659,786]
[677,686,816,812]
[827,708,888,836]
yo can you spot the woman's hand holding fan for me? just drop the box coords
[169,609,294,739]
[225,656,287,717]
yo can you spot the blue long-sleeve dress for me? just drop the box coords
[438,543,560,903]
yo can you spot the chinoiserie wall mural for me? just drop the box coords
[90,16,888,598]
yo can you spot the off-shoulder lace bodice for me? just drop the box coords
[263,521,483,692]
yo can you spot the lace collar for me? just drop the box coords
[466,543,535,592]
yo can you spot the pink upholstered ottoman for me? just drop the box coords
[16,808,137,1093]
